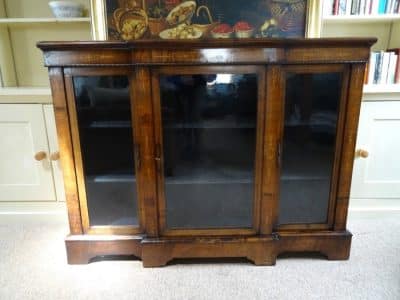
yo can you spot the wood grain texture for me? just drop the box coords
[133,67,159,237]
[40,48,369,66]
[151,65,263,237]
[285,47,370,63]
[65,232,351,266]
[64,67,143,235]
[65,235,142,264]
[39,40,373,266]
[276,230,352,260]
[141,236,276,267]
[48,67,82,234]
[140,231,352,267]
[261,65,284,234]
[334,64,367,231]
[327,66,350,228]
[38,39,376,67]
[37,38,377,51]
[253,67,267,234]
[276,64,351,232]
[64,75,89,233]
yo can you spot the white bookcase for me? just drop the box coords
[320,7,400,209]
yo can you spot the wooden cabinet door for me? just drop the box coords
[63,68,143,235]
[351,101,400,199]
[0,104,55,201]
[151,66,266,236]
[272,65,352,230]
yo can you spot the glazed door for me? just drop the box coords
[273,65,350,230]
[152,66,265,236]
[64,68,142,234]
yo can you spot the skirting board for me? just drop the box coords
[0,202,66,214]
[349,198,400,211]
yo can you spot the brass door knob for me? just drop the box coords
[34,151,47,161]
[356,149,369,158]
[50,151,60,161]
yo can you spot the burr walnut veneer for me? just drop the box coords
[38,38,376,267]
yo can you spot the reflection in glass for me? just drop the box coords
[73,76,138,226]
[279,73,342,224]
[160,74,258,229]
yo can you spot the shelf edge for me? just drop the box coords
[0,87,52,103]
[323,14,400,24]
[0,17,91,25]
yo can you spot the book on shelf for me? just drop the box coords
[365,50,399,85]
[378,0,387,13]
[388,48,400,83]
[324,0,400,16]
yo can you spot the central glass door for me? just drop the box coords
[154,67,263,233]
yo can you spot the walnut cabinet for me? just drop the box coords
[38,38,376,267]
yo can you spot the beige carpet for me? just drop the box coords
[0,211,399,300]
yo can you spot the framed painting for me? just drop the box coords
[90,0,322,40]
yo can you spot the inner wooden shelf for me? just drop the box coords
[2,84,397,104]
[164,120,256,129]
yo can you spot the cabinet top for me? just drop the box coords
[37,38,377,67]
[37,38,377,50]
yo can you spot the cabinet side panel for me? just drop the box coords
[64,76,89,232]
[49,67,83,234]
[326,66,350,227]
[335,63,366,231]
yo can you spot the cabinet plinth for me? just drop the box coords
[38,38,375,267]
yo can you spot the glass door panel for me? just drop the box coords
[279,72,342,225]
[73,75,138,226]
[159,73,258,229]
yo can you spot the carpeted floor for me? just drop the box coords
[0,211,399,300]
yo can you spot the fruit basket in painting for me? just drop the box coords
[114,7,149,40]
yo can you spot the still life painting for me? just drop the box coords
[105,0,308,41]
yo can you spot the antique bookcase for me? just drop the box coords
[38,38,376,267]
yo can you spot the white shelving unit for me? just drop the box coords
[321,12,400,96]
[0,0,91,89]
[320,10,400,207]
